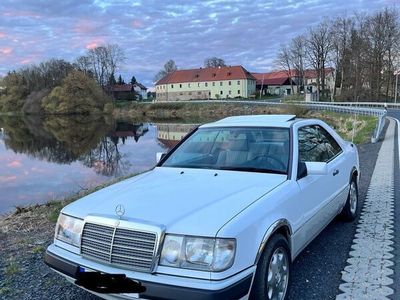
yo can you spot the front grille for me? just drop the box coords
[80,222,157,272]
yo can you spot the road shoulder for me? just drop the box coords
[336,118,397,299]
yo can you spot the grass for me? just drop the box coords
[0,287,12,296]
[32,245,45,254]
[4,259,20,276]
[309,110,377,144]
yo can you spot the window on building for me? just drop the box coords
[238,90,241,94]
[180,92,183,95]
[212,82,215,86]
[171,84,174,88]
[229,90,232,95]
[220,91,223,95]
[180,84,182,88]
[220,82,223,86]
[198,83,200,87]
[205,82,208,87]
[188,83,191,87]
[189,92,192,95]
[198,91,201,95]
[229,81,231,86]
[237,81,240,85]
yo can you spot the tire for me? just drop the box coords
[250,234,291,300]
[339,177,358,222]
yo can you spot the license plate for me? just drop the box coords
[79,266,95,273]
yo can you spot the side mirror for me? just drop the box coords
[156,152,166,163]
[305,162,328,176]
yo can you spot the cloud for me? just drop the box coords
[0,0,392,87]
[7,160,22,168]
[0,47,12,55]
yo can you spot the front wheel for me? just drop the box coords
[250,234,290,300]
[339,178,358,221]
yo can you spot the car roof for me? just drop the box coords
[200,114,296,128]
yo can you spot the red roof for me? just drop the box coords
[252,68,334,85]
[111,84,134,92]
[156,66,256,85]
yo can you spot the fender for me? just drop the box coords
[254,219,293,264]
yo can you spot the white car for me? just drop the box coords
[45,115,359,300]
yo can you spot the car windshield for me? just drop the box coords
[161,127,290,174]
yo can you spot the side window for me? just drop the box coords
[298,125,342,163]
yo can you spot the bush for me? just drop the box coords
[42,71,111,114]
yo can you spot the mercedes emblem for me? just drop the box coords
[115,204,125,218]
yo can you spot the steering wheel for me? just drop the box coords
[247,154,286,170]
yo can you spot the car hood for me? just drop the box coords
[63,167,286,236]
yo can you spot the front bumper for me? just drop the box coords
[45,245,254,300]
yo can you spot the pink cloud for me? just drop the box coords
[85,38,105,49]
[7,160,22,168]
[0,47,13,55]
[0,32,5,38]
[132,20,143,28]
[20,58,33,64]
[0,175,17,183]
[74,20,97,34]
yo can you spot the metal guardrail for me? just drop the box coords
[154,99,387,143]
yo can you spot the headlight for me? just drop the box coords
[55,214,83,247]
[160,235,235,272]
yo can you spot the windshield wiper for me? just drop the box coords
[217,166,286,174]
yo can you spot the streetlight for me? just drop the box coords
[395,70,399,103]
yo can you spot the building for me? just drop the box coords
[133,83,148,100]
[111,83,147,101]
[252,71,297,96]
[252,68,336,98]
[156,123,198,148]
[155,66,257,101]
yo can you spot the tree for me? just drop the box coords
[117,75,125,85]
[130,75,137,84]
[42,70,112,114]
[75,44,125,88]
[275,45,294,95]
[108,72,116,85]
[306,20,334,100]
[204,57,226,68]
[154,59,177,82]
[290,35,307,93]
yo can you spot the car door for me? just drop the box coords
[294,125,345,248]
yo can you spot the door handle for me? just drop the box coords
[333,169,339,176]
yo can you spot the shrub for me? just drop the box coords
[42,71,112,114]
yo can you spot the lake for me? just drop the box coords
[0,115,199,214]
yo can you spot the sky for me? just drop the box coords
[0,0,397,88]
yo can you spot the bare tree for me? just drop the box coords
[306,20,334,100]
[154,59,177,82]
[290,35,307,93]
[75,44,125,89]
[204,57,226,68]
[275,45,294,94]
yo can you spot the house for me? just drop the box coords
[252,71,297,96]
[133,82,148,100]
[155,66,257,101]
[111,83,148,101]
[252,68,336,98]
[156,123,198,148]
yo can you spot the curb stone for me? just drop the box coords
[336,119,396,300]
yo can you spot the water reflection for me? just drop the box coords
[0,115,200,213]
